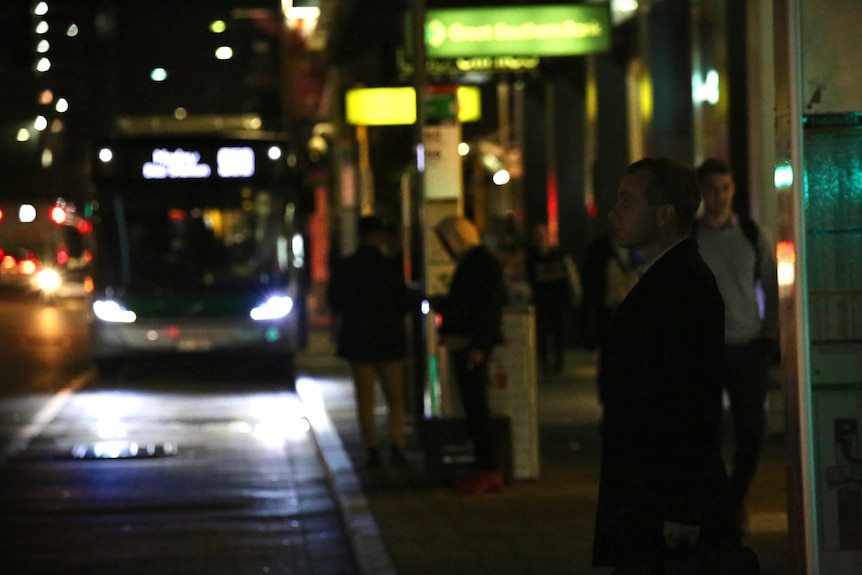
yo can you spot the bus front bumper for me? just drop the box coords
[91,316,299,359]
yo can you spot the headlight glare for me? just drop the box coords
[36,269,62,292]
[93,299,137,323]
[250,295,293,321]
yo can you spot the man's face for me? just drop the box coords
[699,172,735,218]
[608,169,663,250]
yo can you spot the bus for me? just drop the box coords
[89,132,307,382]
[0,199,92,300]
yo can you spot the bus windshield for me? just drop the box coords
[96,185,290,293]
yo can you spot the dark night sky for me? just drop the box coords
[0,1,282,200]
[0,0,506,199]
[109,1,282,117]
[0,1,44,197]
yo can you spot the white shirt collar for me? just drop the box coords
[637,238,686,277]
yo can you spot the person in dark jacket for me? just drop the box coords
[327,215,411,469]
[592,158,736,573]
[433,216,507,495]
[526,223,581,375]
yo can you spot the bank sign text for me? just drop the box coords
[424,5,610,58]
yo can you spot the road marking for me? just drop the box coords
[0,368,96,465]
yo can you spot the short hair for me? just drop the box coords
[696,157,732,182]
[626,157,701,235]
[357,215,387,240]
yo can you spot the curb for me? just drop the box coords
[296,378,398,575]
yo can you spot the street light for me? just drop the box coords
[215,46,234,60]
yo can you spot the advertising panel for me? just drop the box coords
[803,115,862,574]
[422,124,461,201]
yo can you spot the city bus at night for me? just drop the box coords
[0,199,92,301]
[89,132,307,382]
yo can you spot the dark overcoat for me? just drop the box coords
[327,245,410,362]
[592,237,732,568]
[437,245,505,355]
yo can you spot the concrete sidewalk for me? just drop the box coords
[297,328,793,575]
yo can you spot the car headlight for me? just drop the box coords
[93,300,137,323]
[250,295,293,321]
[36,269,62,292]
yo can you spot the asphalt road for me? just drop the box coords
[0,290,356,575]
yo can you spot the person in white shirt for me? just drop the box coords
[695,158,779,534]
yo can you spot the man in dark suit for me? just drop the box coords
[592,158,735,573]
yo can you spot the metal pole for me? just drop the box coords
[410,0,430,432]
[413,0,427,201]
[787,0,817,571]
[412,0,427,283]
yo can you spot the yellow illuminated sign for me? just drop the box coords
[458,87,480,124]
[345,86,481,126]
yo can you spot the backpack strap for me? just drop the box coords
[737,216,762,282]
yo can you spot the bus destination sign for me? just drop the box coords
[142,147,256,180]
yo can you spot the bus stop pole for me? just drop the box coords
[408,0,428,441]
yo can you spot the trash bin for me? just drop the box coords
[489,305,540,480]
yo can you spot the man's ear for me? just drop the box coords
[657,204,676,230]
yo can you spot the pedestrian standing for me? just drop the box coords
[327,215,412,470]
[526,223,581,375]
[592,158,736,573]
[433,216,507,495]
[695,158,779,533]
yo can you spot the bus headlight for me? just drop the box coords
[36,269,62,292]
[93,300,137,323]
[250,295,293,321]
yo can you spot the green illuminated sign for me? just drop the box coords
[424,87,458,121]
[424,5,611,58]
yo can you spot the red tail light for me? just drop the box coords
[19,258,39,275]
[57,243,69,265]
[168,208,186,221]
